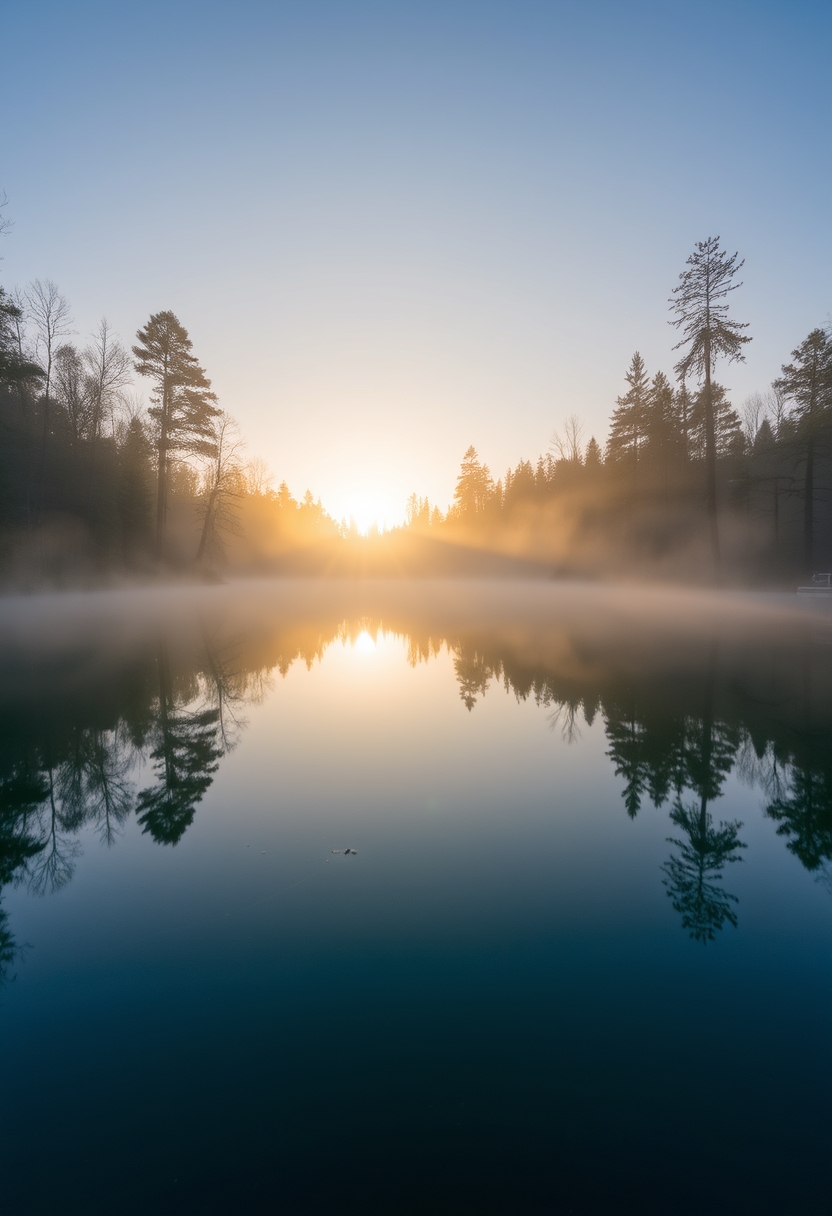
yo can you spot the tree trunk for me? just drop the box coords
[773,481,779,553]
[803,434,814,574]
[703,336,721,576]
[196,487,218,564]
[154,434,167,563]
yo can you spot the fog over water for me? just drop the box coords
[0,579,830,1215]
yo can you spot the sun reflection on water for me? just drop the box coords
[353,629,376,654]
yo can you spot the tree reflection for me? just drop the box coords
[136,641,221,846]
[0,601,830,982]
[454,650,492,711]
[661,797,746,942]
[605,702,650,818]
[57,727,136,845]
[766,764,832,872]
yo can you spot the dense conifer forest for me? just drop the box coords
[1,213,830,585]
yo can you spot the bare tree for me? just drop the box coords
[26,279,73,476]
[766,384,788,438]
[244,455,274,496]
[8,287,31,362]
[196,410,245,565]
[83,318,132,440]
[0,190,11,242]
[26,278,73,400]
[550,414,585,464]
[740,392,766,446]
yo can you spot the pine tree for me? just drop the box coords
[669,237,751,573]
[606,352,650,465]
[584,436,603,469]
[132,311,219,561]
[453,446,494,517]
[119,416,153,561]
[672,382,694,462]
[773,328,832,573]
[643,371,677,496]
[690,383,743,460]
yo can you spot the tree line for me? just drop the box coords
[0,278,345,580]
[2,206,830,582]
[404,239,832,580]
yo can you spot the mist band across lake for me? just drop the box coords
[0,580,829,1215]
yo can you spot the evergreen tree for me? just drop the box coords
[773,328,832,572]
[689,383,744,460]
[670,237,751,572]
[606,352,650,465]
[132,311,219,561]
[453,446,494,517]
[0,287,42,388]
[584,436,603,469]
[672,382,694,462]
[119,416,154,560]
[643,371,678,495]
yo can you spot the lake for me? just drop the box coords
[0,580,830,1215]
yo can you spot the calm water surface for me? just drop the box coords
[0,581,830,1215]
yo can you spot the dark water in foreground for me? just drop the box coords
[0,581,830,1215]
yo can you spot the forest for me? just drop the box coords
[1,222,831,585]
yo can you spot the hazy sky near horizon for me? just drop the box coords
[3,0,831,526]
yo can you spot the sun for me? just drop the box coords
[346,491,393,535]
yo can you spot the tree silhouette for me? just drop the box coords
[195,410,245,566]
[773,328,832,573]
[453,447,494,517]
[670,237,751,573]
[132,311,219,561]
[607,352,650,466]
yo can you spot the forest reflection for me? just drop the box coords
[1,585,830,978]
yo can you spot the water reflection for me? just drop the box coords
[0,584,830,972]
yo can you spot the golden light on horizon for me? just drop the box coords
[344,490,396,535]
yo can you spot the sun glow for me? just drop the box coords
[354,629,376,654]
[343,491,395,536]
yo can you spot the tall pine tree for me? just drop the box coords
[669,237,751,573]
[132,311,219,561]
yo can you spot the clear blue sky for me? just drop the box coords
[3,0,830,524]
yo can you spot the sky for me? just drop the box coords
[2,0,831,528]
